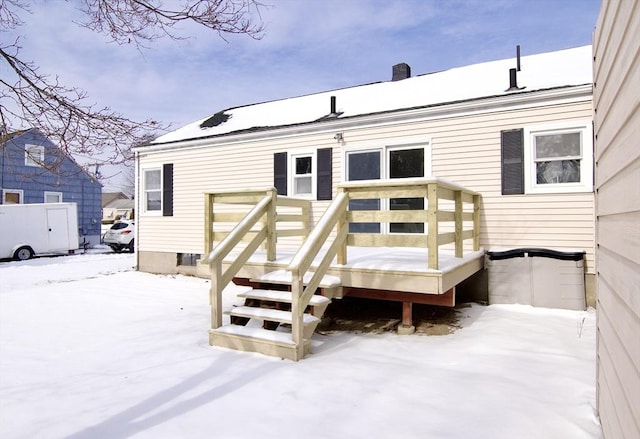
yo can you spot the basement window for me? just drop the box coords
[177,253,201,266]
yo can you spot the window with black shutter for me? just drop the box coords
[501,129,524,195]
[274,149,333,200]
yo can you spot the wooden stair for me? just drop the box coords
[208,271,340,361]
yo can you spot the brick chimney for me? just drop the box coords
[392,63,411,81]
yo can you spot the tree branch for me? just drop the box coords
[0,0,265,180]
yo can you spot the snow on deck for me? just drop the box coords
[228,246,485,274]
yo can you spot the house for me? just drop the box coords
[593,1,640,438]
[134,45,595,359]
[102,192,134,223]
[0,129,103,247]
[102,191,129,209]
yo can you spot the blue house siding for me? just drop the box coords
[0,129,103,246]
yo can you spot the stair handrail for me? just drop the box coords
[287,191,349,356]
[202,194,273,329]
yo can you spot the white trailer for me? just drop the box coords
[0,203,80,260]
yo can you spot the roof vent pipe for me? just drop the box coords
[507,68,520,91]
[392,63,411,81]
[516,45,521,71]
[330,96,337,114]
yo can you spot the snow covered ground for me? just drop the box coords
[0,253,602,438]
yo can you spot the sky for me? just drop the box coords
[0,252,602,438]
[3,0,602,191]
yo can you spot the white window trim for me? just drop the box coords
[342,137,432,183]
[142,167,162,215]
[44,191,63,203]
[342,138,432,235]
[25,144,45,167]
[2,189,24,204]
[524,121,593,194]
[344,148,382,182]
[289,150,317,199]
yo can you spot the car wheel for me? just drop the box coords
[14,246,34,261]
[128,239,134,253]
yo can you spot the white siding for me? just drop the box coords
[137,132,337,254]
[138,95,595,273]
[594,1,640,438]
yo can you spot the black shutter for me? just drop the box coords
[501,129,524,195]
[274,152,287,195]
[162,163,174,216]
[316,148,332,200]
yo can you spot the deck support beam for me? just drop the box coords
[342,287,456,307]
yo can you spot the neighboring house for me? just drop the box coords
[593,1,640,438]
[102,192,134,222]
[102,191,129,208]
[135,44,595,297]
[0,129,103,246]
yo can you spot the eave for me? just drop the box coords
[135,83,592,156]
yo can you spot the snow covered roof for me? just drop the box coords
[153,45,592,145]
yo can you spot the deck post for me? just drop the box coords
[302,203,310,243]
[266,188,277,261]
[427,182,439,270]
[291,271,304,360]
[473,194,481,251]
[402,301,413,326]
[337,188,348,265]
[210,258,223,330]
[454,190,463,258]
[397,301,415,335]
[204,193,213,256]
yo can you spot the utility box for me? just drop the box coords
[486,248,586,311]
[0,202,80,260]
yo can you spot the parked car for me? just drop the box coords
[103,220,135,253]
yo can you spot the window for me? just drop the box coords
[2,189,23,204]
[25,144,44,167]
[44,192,63,203]
[274,149,332,200]
[524,123,593,194]
[345,140,431,234]
[389,147,425,233]
[291,153,315,197]
[141,164,174,216]
[346,150,382,233]
[143,169,162,212]
[177,253,201,266]
[534,132,581,184]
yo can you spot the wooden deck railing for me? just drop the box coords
[201,188,311,329]
[336,178,481,269]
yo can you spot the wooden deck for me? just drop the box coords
[201,179,483,360]
[216,246,485,304]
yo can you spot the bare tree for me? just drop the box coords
[0,0,264,174]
